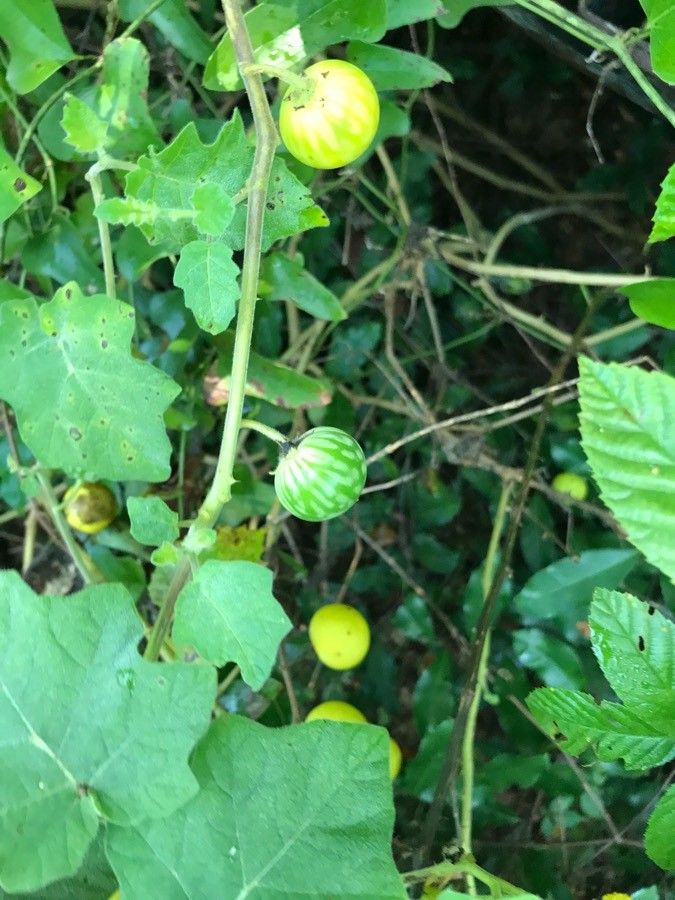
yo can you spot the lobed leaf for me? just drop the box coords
[173,560,291,690]
[578,357,675,580]
[0,282,179,482]
[173,240,240,334]
[0,571,215,893]
[106,716,406,899]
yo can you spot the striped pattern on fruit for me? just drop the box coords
[274,426,367,522]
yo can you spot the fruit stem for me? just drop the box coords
[240,418,287,445]
[242,63,308,92]
[144,0,278,660]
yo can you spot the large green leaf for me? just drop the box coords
[0,282,179,482]
[203,0,387,91]
[346,41,453,90]
[213,330,333,410]
[649,163,675,242]
[386,0,446,28]
[96,116,327,252]
[526,688,675,770]
[513,548,639,639]
[0,570,215,894]
[173,560,291,690]
[61,38,161,159]
[0,143,41,225]
[260,252,346,321]
[578,357,675,581]
[127,496,179,546]
[645,785,675,870]
[437,0,512,28]
[106,716,405,899]
[639,0,675,83]
[118,0,212,64]
[619,279,675,329]
[173,240,240,334]
[590,589,674,719]
[0,0,75,94]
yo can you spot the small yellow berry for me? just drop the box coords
[308,603,370,670]
[552,471,588,502]
[64,482,117,534]
[305,700,367,724]
[601,894,632,900]
[389,737,402,779]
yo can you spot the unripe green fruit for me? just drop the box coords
[274,426,367,522]
[551,471,588,501]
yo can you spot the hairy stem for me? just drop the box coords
[144,0,277,661]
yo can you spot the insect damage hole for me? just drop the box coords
[638,635,645,652]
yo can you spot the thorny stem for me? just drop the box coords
[144,0,278,661]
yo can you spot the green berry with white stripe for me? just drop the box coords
[279,60,380,170]
[274,427,367,522]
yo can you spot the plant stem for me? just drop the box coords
[144,0,278,661]
[460,482,513,894]
[242,63,307,91]
[240,418,287,444]
[86,168,116,299]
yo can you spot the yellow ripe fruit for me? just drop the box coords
[64,482,117,534]
[305,700,368,724]
[551,471,588,502]
[308,603,370,670]
[108,892,121,900]
[601,895,632,900]
[389,737,402,779]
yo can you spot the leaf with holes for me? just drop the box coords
[590,589,674,721]
[172,560,291,690]
[95,115,328,252]
[105,715,405,899]
[204,0,387,91]
[0,570,215,894]
[578,357,675,580]
[0,282,179,482]
[0,143,42,225]
[173,240,240,334]
[0,0,75,94]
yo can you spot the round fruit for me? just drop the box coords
[308,603,370,670]
[64,482,117,534]
[305,700,367,724]
[274,426,367,522]
[389,737,402,779]
[551,471,588,502]
[279,60,380,170]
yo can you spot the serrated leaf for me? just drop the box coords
[649,163,675,242]
[127,496,179,546]
[212,330,333,409]
[96,116,327,252]
[261,252,346,321]
[0,282,180,482]
[578,358,675,580]
[513,548,639,638]
[0,0,75,94]
[590,589,674,719]
[173,560,291,690]
[526,687,675,770]
[61,95,110,154]
[0,144,42,225]
[645,785,675,870]
[0,570,215,893]
[173,240,240,334]
[203,0,387,91]
[106,716,405,899]
[619,278,675,328]
[346,41,453,90]
[118,0,212,64]
[639,0,675,83]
